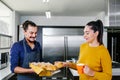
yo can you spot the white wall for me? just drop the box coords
[20,14,108,48]
[96,11,109,26]
[19,12,108,46]
[12,11,20,43]
[20,15,98,40]
[20,12,108,26]
[20,16,97,26]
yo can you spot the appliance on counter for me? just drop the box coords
[107,28,120,68]
[0,34,11,69]
[0,51,9,69]
[107,28,120,63]
[42,28,85,78]
[112,61,120,68]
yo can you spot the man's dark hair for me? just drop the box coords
[22,20,37,31]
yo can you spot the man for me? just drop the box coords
[10,20,42,80]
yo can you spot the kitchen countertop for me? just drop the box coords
[0,63,12,80]
[69,68,79,76]
[112,68,120,76]
[69,68,120,76]
[1,64,120,80]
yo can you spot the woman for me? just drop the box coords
[65,20,112,80]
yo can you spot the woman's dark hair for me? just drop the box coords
[22,20,37,31]
[86,20,103,45]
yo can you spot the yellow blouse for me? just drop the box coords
[76,43,112,80]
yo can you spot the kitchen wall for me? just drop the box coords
[20,13,108,26]
[20,16,96,26]
[11,11,109,42]
[12,11,20,43]
[18,12,108,47]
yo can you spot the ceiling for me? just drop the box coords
[1,0,108,16]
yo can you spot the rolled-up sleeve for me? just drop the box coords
[10,43,20,73]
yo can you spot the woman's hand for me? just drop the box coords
[83,65,95,76]
[62,62,70,67]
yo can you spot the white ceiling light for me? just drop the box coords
[45,11,51,18]
[43,0,49,3]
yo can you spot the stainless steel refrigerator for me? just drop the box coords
[42,28,85,78]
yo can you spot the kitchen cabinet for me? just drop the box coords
[0,34,12,49]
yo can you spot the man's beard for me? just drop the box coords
[28,39,34,43]
[27,37,36,43]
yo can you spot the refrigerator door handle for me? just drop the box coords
[64,36,68,61]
